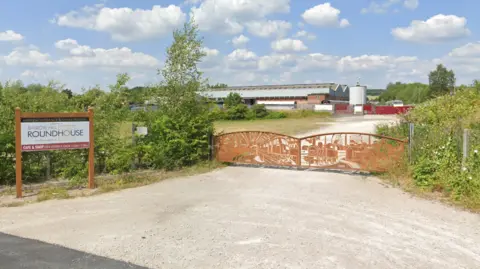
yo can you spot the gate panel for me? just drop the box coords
[215,131,406,172]
[300,133,405,172]
[215,131,300,166]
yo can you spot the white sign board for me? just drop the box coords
[135,127,148,136]
[354,105,364,114]
[21,119,90,151]
[314,104,334,112]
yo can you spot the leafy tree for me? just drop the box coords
[157,19,207,117]
[141,20,213,170]
[428,64,456,96]
[208,83,228,89]
[379,82,430,104]
[224,92,243,108]
[62,89,73,99]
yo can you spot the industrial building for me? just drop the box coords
[200,83,351,110]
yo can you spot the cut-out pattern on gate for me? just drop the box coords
[215,131,406,172]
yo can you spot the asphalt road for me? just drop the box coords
[0,232,147,269]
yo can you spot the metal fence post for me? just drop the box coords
[408,123,414,163]
[462,129,470,167]
[209,133,215,161]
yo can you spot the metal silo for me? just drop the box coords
[349,85,367,105]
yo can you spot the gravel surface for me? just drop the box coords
[1,167,479,269]
[1,115,479,268]
[298,115,400,137]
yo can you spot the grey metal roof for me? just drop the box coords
[199,88,331,99]
[209,83,337,91]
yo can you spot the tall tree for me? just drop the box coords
[157,20,207,117]
[428,64,456,96]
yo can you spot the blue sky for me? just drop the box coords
[0,0,479,91]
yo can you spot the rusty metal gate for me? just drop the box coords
[214,131,406,172]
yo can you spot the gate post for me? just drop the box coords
[462,129,470,167]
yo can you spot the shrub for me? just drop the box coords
[140,114,213,170]
[250,104,268,118]
[265,111,287,119]
[224,92,243,108]
[226,104,248,120]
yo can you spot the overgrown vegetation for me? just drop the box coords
[0,21,216,186]
[377,82,480,210]
[379,64,457,104]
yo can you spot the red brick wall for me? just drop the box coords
[307,94,327,104]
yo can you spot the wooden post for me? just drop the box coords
[88,108,95,189]
[408,123,414,164]
[15,108,22,198]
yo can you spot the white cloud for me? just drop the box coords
[271,39,308,52]
[302,3,350,28]
[294,30,316,40]
[0,30,24,41]
[54,39,159,68]
[190,0,290,35]
[258,54,296,71]
[361,0,400,14]
[55,39,96,57]
[361,0,417,14]
[1,39,159,70]
[231,35,250,48]
[392,14,470,43]
[448,42,480,58]
[403,0,419,10]
[2,46,52,66]
[226,49,258,69]
[53,4,186,41]
[245,20,291,38]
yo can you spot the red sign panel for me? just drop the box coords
[21,142,90,152]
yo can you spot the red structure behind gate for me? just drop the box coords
[215,131,406,172]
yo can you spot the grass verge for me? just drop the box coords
[215,112,332,136]
[0,161,224,207]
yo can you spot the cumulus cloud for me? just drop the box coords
[391,14,470,43]
[2,46,52,66]
[231,35,250,48]
[0,30,24,41]
[226,49,258,69]
[271,39,308,52]
[52,4,186,41]
[294,30,316,40]
[403,0,419,10]
[190,0,290,35]
[361,0,418,14]
[302,3,350,28]
[245,20,291,38]
[54,39,159,68]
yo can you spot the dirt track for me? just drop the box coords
[1,115,479,268]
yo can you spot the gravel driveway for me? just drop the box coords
[1,167,479,268]
[1,115,479,268]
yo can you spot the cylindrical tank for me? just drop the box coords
[349,85,367,105]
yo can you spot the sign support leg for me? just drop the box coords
[88,108,95,189]
[15,108,22,198]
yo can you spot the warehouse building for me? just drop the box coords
[200,83,350,110]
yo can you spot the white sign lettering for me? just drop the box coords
[21,121,90,152]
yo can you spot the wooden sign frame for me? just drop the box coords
[15,108,95,198]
